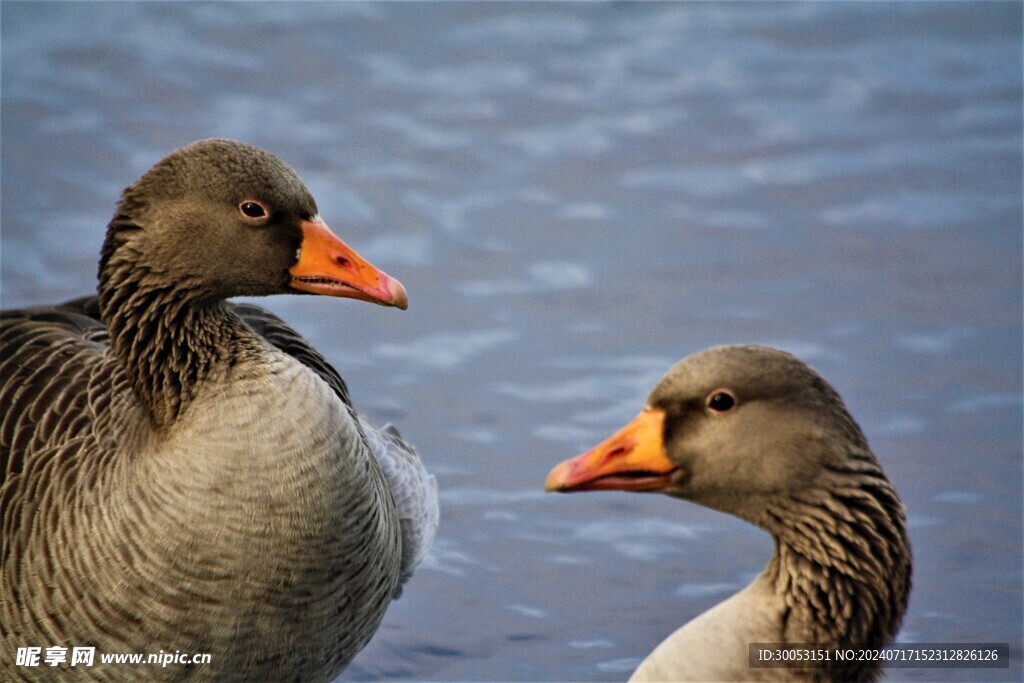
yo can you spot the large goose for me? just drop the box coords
[546,345,911,682]
[1,139,438,681]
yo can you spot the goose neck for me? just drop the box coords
[98,267,253,428]
[759,468,911,659]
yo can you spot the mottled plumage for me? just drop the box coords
[1,139,435,682]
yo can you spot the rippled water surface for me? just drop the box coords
[2,2,1021,680]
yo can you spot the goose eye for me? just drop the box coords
[706,390,736,413]
[239,201,267,219]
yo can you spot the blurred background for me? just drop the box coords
[2,2,1020,680]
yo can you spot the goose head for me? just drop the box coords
[546,345,872,526]
[99,138,407,308]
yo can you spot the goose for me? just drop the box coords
[1,139,438,682]
[546,345,911,682]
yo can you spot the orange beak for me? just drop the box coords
[289,219,408,309]
[545,408,677,493]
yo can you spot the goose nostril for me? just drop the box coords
[607,445,627,459]
[335,256,350,268]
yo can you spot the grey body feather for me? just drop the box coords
[0,297,437,682]
[238,302,438,598]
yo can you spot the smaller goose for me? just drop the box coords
[546,345,911,682]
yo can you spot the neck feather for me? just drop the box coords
[760,450,911,680]
[99,222,254,427]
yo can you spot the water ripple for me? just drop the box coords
[377,329,517,371]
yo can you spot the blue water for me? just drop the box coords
[2,2,1021,680]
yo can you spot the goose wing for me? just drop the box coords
[0,296,123,567]
[358,419,439,597]
[1,296,112,475]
